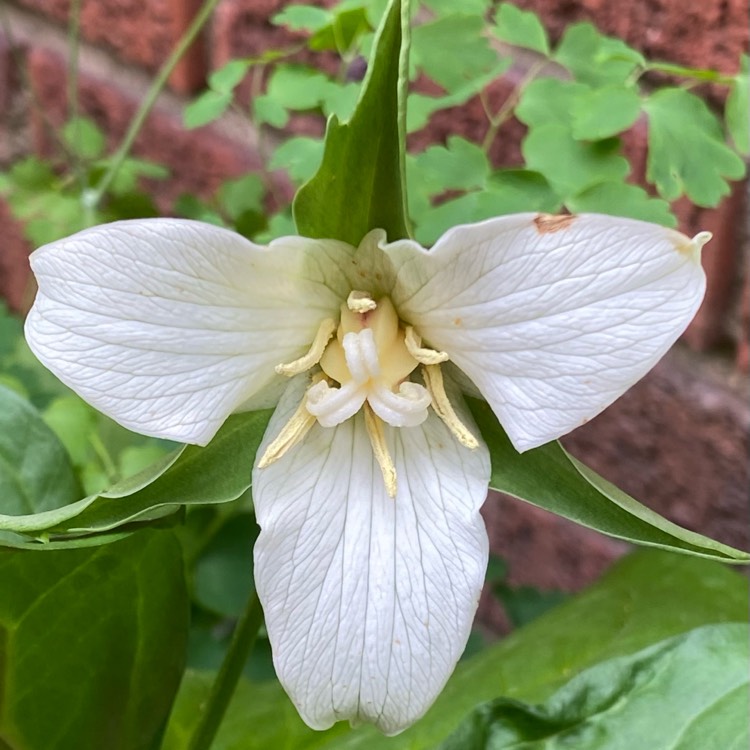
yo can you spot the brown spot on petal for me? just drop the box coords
[453,317,463,327]
[534,213,577,234]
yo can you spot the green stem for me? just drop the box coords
[186,591,264,750]
[89,0,222,208]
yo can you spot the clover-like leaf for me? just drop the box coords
[411,14,498,92]
[644,87,746,206]
[554,22,644,86]
[571,85,642,140]
[494,3,550,55]
[270,136,325,182]
[726,54,749,155]
[522,123,630,200]
[566,181,676,227]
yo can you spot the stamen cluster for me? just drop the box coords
[259,291,478,495]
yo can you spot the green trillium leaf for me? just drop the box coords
[437,623,749,750]
[0,529,189,750]
[0,384,80,516]
[162,550,747,749]
[0,409,272,546]
[469,398,749,563]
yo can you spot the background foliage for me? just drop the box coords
[0,1,747,748]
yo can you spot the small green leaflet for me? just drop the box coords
[493,4,550,55]
[644,88,746,206]
[725,54,749,155]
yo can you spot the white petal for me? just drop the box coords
[388,214,707,450]
[253,378,490,734]
[25,219,354,444]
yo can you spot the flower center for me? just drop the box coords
[307,295,431,429]
[258,291,478,497]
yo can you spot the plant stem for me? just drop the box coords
[186,591,264,750]
[481,60,546,155]
[89,0,222,208]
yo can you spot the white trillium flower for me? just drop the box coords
[25,213,708,734]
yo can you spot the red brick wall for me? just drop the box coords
[0,0,747,592]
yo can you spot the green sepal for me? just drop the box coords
[469,398,749,564]
[293,0,410,244]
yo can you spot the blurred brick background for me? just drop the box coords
[0,0,747,606]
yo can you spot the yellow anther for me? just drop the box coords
[363,403,397,498]
[275,318,337,377]
[422,365,479,450]
[404,326,449,365]
[257,375,325,468]
[347,290,378,313]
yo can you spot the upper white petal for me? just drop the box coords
[253,377,490,734]
[25,219,354,444]
[386,213,707,450]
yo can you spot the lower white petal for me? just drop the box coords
[387,213,707,450]
[25,219,353,445]
[253,378,490,734]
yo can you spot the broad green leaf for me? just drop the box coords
[294,0,410,244]
[270,136,325,182]
[553,22,644,86]
[163,670,350,750]
[0,409,272,544]
[725,54,749,155]
[0,385,80,516]
[566,181,676,226]
[411,14,498,91]
[272,4,332,32]
[570,85,642,140]
[184,89,233,129]
[62,116,106,160]
[192,512,259,617]
[165,550,748,749]
[469,398,749,563]
[494,4,549,55]
[0,529,188,750]
[522,123,629,200]
[438,624,749,750]
[644,87,746,206]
